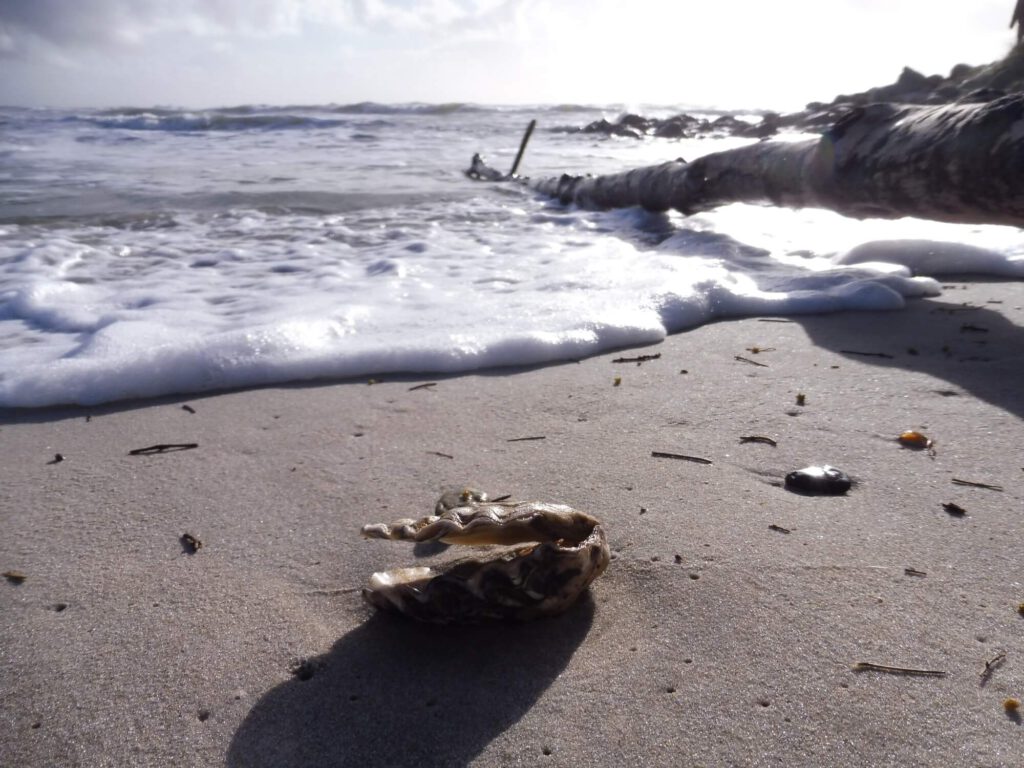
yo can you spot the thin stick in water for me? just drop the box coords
[508,119,537,177]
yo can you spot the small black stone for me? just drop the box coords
[784,465,852,495]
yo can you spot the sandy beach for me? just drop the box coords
[2,277,1023,767]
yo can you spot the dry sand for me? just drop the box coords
[2,278,1023,767]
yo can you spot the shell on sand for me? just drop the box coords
[361,489,609,623]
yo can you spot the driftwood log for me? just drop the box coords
[472,95,1024,228]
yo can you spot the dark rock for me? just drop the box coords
[895,66,930,93]
[617,113,652,132]
[784,465,852,495]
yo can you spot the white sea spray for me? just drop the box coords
[1,104,1022,408]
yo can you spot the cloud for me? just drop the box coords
[0,1,321,53]
[0,0,512,58]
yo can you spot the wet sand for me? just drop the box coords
[2,278,1023,767]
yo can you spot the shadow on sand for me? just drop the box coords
[227,597,595,768]
[792,280,1024,420]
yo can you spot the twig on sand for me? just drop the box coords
[740,436,777,447]
[651,451,713,465]
[507,436,546,442]
[852,662,947,677]
[408,382,438,392]
[980,652,1007,686]
[952,478,1004,491]
[129,443,199,455]
[426,451,454,459]
[768,524,791,534]
[611,353,661,365]
[734,355,768,368]
[904,567,927,577]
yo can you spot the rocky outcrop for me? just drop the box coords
[562,44,1024,141]
[527,95,1024,228]
[561,111,782,140]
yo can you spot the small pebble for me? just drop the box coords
[784,465,851,495]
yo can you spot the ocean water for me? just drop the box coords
[1,103,1022,409]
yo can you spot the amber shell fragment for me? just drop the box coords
[898,431,933,450]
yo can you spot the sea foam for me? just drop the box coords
[1,105,1022,408]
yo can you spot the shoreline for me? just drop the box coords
[3,278,1023,766]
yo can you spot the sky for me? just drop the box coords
[0,0,1018,110]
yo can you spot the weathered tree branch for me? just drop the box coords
[478,96,1024,227]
